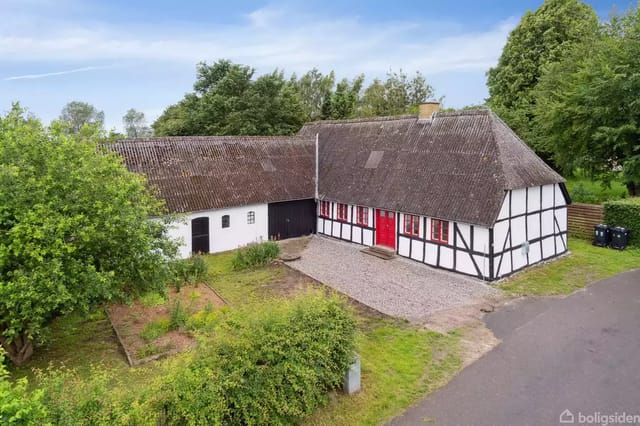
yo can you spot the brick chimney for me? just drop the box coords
[418,101,440,120]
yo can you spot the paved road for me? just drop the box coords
[390,269,640,426]
[288,236,498,322]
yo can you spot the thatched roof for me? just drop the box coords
[299,109,565,227]
[109,136,315,213]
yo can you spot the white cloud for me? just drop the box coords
[0,4,517,78]
[3,65,112,81]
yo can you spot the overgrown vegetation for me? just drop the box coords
[604,198,640,246]
[499,239,640,296]
[171,255,208,289]
[231,241,281,270]
[2,294,357,425]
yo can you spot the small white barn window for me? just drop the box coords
[247,211,255,224]
[222,215,230,228]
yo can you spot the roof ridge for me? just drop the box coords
[114,135,315,145]
[433,109,491,118]
[304,114,417,125]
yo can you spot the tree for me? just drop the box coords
[322,75,364,119]
[295,69,335,121]
[59,101,105,134]
[533,7,640,195]
[359,69,434,117]
[0,105,176,364]
[123,109,151,138]
[486,0,599,156]
[152,60,304,136]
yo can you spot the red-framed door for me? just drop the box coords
[375,209,396,249]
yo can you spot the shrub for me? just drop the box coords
[172,255,209,290]
[139,292,166,308]
[141,319,170,342]
[159,293,356,425]
[169,301,188,331]
[0,349,48,425]
[604,198,640,246]
[231,241,281,270]
[35,365,156,425]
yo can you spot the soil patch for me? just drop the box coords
[107,284,226,366]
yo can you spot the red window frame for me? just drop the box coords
[356,206,368,226]
[336,203,349,222]
[320,201,331,218]
[431,219,449,243]
[404,214,420,237]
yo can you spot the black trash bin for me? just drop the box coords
[610,227,630,250]
[593,224,611,247]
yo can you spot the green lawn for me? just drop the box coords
[499,239,640,296]
[565,175,628,204]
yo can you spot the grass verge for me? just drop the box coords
[499,239,640,296]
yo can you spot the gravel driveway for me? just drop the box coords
[288,236,499,323]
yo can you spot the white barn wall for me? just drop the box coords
[168,203,268,258]
[492,184,568,279]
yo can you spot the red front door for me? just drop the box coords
[375,209,396,249]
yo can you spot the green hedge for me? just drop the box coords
[604,198,640,246]
[159,293,356,425]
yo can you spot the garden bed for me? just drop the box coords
[107,284,226,365]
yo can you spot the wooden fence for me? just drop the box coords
[567,203,604,240]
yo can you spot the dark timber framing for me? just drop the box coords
[316,183,569,282]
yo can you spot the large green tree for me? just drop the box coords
[59,101,105,134]
[0,105,176,364]
[152,60,304,136]
[295,68,335,121]
[486,0,598,156]
[533,7,640,195]
[123,108,151,138]
[359,69,433,117]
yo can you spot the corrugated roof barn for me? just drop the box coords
[298,109,565,227]
[109,136,316,213]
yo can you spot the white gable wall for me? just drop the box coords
[492,184,568,279]
[168,203,269,258]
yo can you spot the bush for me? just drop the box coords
[231,241,280,270]
[159,293,356,425]
[604,198,640,246]
[141,319,170,342]
[139,292,166,308]
[169,301,188,331]
[0,349,48,425]
[35,366,155,425]
[172,255,208,290]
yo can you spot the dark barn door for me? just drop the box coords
[268,199,316,240]
[191,217,210,254]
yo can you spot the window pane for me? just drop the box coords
[442,221,449,241]
[380,211,386,218]
[222,215,230,228]
[412,216,419,235]
[432,220,440,240]
[388,212,394,219]
[247,211,255,224]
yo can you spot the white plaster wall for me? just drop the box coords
[440,246,454,269]
[511,188,527,216]
[473,227,490,253]
[167,204,268,258]
[398,236,410,257]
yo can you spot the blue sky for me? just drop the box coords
[0,0,624,131]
